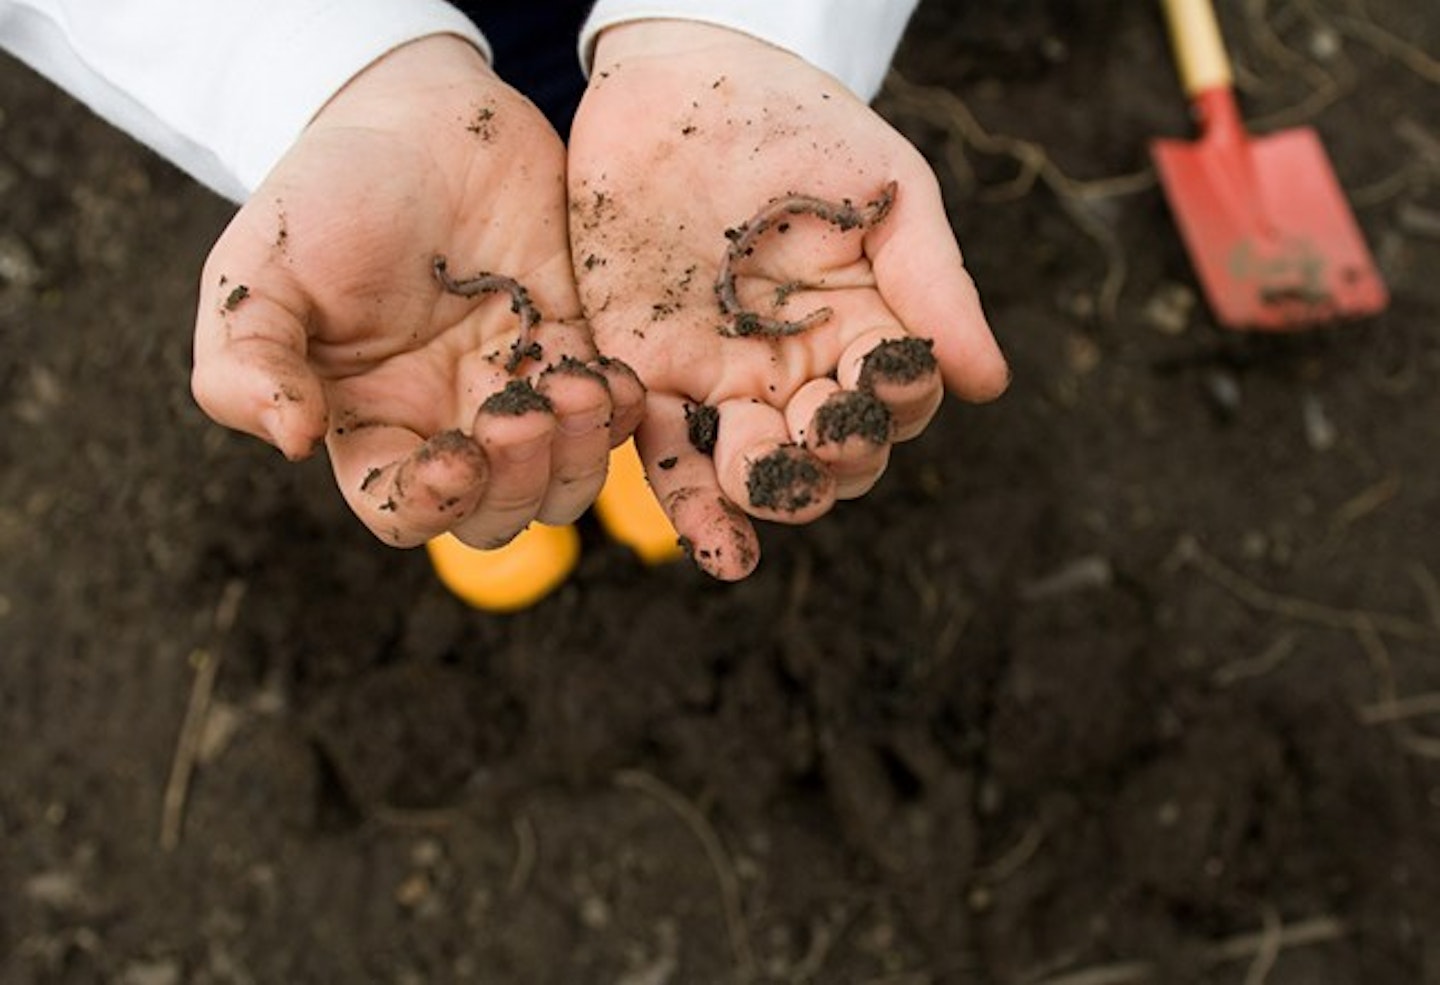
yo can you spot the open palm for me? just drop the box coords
[191,37,641,549]
[569,22,1008,580]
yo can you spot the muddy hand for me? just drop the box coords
[190,36,643,549]
[569,21,1008,580]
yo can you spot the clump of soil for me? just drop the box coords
[858,336,938,390]
[684,401,720,454]
[810,390,894,445]
[745,445,827,511]
[480,379,553,416]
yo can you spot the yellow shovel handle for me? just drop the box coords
[1160,0,1234,95]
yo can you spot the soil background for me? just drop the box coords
[3,2,1440,983]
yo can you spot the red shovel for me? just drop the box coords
[1150,0,1388,330]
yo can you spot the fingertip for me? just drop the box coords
[592,355,646,444]
[263,404,329,461]
[869,171,1009,403]
[712,398,836,525]
[667,488,760,581]
[340,428,490,547]
[736,443,837,525]
[632,395,759,580]
[191,347,328,458]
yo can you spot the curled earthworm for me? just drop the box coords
[433,256,543,372]
[714,181,898,338]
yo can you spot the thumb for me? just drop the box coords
[191,276,329,460]
[867,166,1010,403]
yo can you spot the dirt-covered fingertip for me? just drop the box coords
[355,429,490,546]
[808,389,894,450]
[741,444,836,525]
[590,355,647,443]
[667,488,760,581]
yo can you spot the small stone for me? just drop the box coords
[395,873,430,909]
[1308,25,1341,61]
[1143,282,1196,335]
[1021,555,1113,601]
[579,895,611,929]
[0,232,41,288]
[1202,370,1242,420]
[24,870,86,910]
[1302,393,1337,452]
[120,959,182,985]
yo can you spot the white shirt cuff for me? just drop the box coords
[0,0,490,202]
[579,0,919,101]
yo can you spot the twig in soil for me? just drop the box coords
[434,256,543,372]
[1168,535,1437,642]
[715,185,896,338]
[1350,119,1440,208]
[1025,915,1347,985]
[1412,562,1440,632]
[614,769,757,981]
[1212,631,1298,687]
[973,819,1046,885]
[1207,914,1347,964]
[507,811,538,898]
[1353,619,1440,760]
[1328,0,1440,85]
[160,579,247,852]
[884,70,1153,325]
[1329,473,1401,536]
[1243,904,1283,985]
[1357,690,1440,725]
[1239,0,1353,133]
[1027,963,1152,985]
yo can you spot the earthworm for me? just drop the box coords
[433,256,543,372]
[714,181,898,338]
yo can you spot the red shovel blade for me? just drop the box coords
[1151,88,1388,331]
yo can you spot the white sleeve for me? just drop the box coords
[579,0,920,101]
[0,0,490,203]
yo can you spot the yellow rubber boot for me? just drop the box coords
[426,523,580,612]
[427,441,678,611]
[593,438,683,565]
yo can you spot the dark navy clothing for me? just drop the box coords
[453,0,593,135]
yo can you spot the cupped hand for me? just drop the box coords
[568,21,1009,580]
[191,35,643,548]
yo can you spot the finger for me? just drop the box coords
[713,396,836,525]
[592,356,647,446]
[192,276,329,460]
[451,382,558,548]
[786,379,894,500]
[636,394,759,581]
[534,360,614,524]
[330,426,489,546]
[838,330,944,442]
[867,169,1010,402]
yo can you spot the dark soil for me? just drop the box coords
[744,447,829,514]
[4,2,1440,983]
[859,338,939,391]
[811,392,893,447]
[686,403,721,456]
